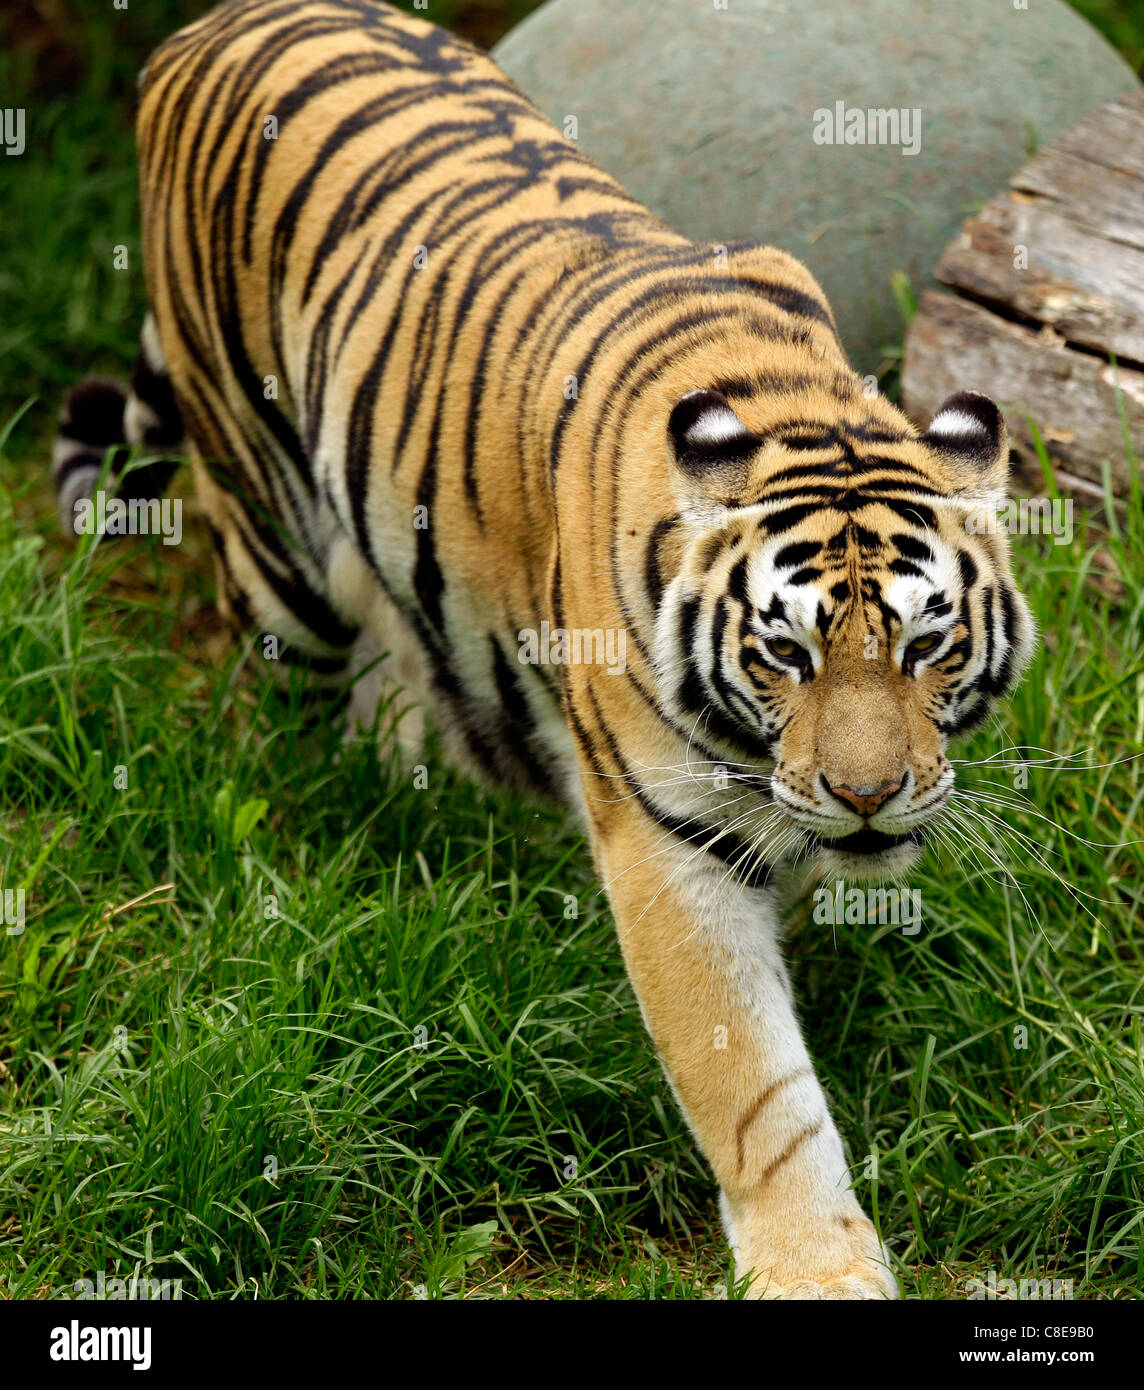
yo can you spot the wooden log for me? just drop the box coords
[903,92,1144,496]
[905,290,1143,497]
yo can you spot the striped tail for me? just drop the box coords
[52,312,184,536]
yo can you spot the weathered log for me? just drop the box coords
[903,92,1144,496]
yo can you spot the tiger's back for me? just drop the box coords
[136,0,652,790]
[131,0,862,798]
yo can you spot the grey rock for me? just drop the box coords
[494,0,1140,373]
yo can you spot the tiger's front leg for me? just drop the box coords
[589,797,897,1300]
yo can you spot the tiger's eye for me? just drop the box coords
[907,632,941,654]
[767,637,802,660]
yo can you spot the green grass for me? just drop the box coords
[1,0,1143,1302]
[0,426,1141,1300]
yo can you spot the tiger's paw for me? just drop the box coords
[745,1257,899,1301]
[729,1202,898,1301]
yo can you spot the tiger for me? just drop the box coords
[52,0,1035,1299]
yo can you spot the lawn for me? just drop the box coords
[1,0,1142,1301]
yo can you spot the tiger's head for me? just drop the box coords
[655,383,1036,882]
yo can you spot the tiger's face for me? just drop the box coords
[656,386,1036,881]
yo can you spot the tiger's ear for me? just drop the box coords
[921,391,1010,493]
[668,389,763,485]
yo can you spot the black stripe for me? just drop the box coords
[774,540,821,569]
[490,636,555,795]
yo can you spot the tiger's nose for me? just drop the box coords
[824,778,903,817]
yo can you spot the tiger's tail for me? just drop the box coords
[52,311,184,535]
